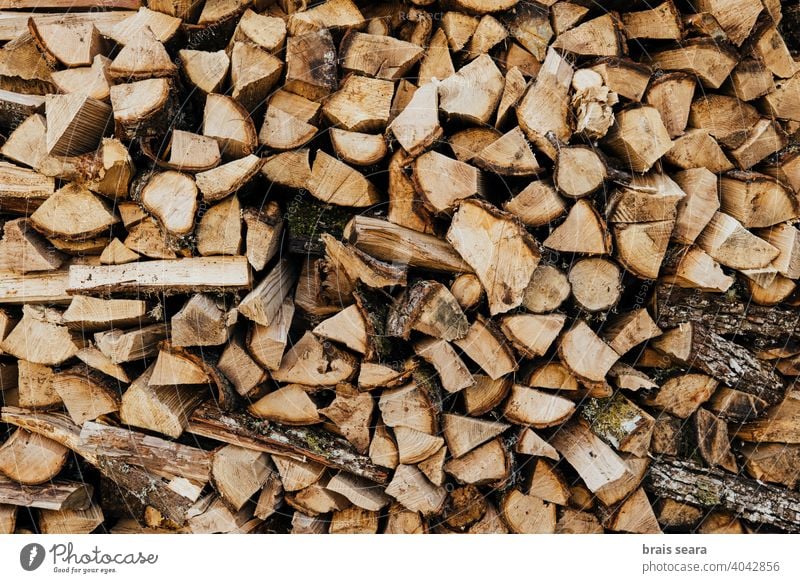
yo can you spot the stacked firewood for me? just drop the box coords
[1,0,800,535]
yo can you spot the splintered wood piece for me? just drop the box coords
[369,424,399,470]
[661,246,733,292]
[341,31,422,80]
[740,443,800,488]
[558,321,618,382]
[517,48,574,159]
[525,363,579,392]
[495,67,526,128]
[1,306,83,366]
[230,42,283,113]
[438,54,504,125]
[149,348,209,387]
[0,505,15,533]
[601,487,660,534]
[499,313,565,358]
[230,8,285,51]
[648,39,737,88]
[179,49,229,94]
[106,7,179,45]
[272,331,356,386]
[453,316,517,380]
[63,296,150,332]
[516,427,559,460]
[211,445,270,511]
[0,162,55,213]
[141,171,197,237]
[394,427,444,465]
[552,13,623,57]
[413,151,482,214]
[287,0,363,35]
[735,395,800,443]
[324,234,406,289]
[45,92,111,157]
[306,151,381,208]
[0,429,68,485]
[323,75,393,132]
[500,2,551,60]
[522,264,570,314]
[500,490,556,534]
[672,168,720,245]
[203,94,257,158]
[53,365,120,424]
[329,129,386,167]
[581,393,655,457]
[505,180,566,229]
[314,305,367,354]
[474,127,540,176]
[330,506,379,534]
[604,106,672,173]
[449,127,501,163]
[247,298,294,372]
[196,195,242,257]
[602,309,661,356]
[100,238,140,265]
[284,29,337,100]
[447,199,540,315]
[319,385,373,454]
[238,258,297,327]
[503,384,575,428]
[444,438,508,486]
[528,458,569,505]
[38,501,104,534]
[464,375,511,417]
[166,131,221,173]
[758,224,800,279]
[666,130,732,173]
[551,3,589,35]
[568,258,621,312]
[108,28,176,81]
[217,335,266,399]
[544,199,611,255]
[16,361,59,409]
[550,419,629,493]
[249,385,319,426]
[645,73,695,138]
[720,172,797,229]
[696,212,779,269]
[171,294,231,347]
[554,146,606,198]
[385,464,446,516]
[694,408,737,472]
[389,81,441,156]
[696,0,762,45]
[348,216,471,273]
[466,14,507,57]
[613,220,674,280]
[109,78,173,140]
[195,157,261,204]
[30,183,117,241]
[259,106,317,151]
[621,2,682,40]
[28,18,104,68]
[94,323,166,365]
[270,456,323,493]
[418,28,454,85]
[120,365,205,438]
[414,339,473,394]
[442,414,508,458]
[379,382,438,435]
[0,218,64,273]
[386,149,434,233]
[243,204,282,272]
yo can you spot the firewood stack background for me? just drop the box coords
[1,0,800,535]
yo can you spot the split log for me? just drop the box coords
[0,428,68,485]
[0,475,91,511]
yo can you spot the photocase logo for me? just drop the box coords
[20,543,46,571]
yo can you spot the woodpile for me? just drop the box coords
[1,0,800,535]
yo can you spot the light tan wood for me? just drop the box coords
[212,445,270,511]
[503,384,575,427]
[501,490,556,534]
[439,54,503,125]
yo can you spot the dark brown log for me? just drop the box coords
[645,457,800,533]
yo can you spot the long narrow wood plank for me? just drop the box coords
[0,11,134,40]
[68,257,252,295]
[0,268,71,304]
[0,0,139,7]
